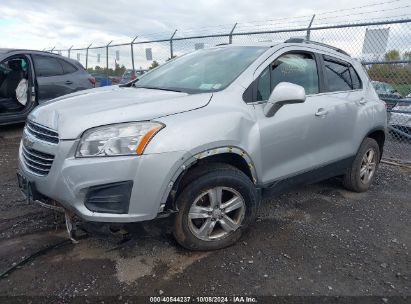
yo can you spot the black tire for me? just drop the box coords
[173,163,258,251]
[343,138,380,192]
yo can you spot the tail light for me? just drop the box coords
[130,72,137,81]
[88,76,96,87]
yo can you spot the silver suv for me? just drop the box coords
[17,39,387,250]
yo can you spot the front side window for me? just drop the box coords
[256,67,270,101]
[134,46,268,93]
[33,55,63,77]
[256,52,319,101]
[323,55,362,92]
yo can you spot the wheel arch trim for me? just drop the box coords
[158,146,258,212]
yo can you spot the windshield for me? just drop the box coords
[134,46,268,93]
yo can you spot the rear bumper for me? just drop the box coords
[18,132,188,222]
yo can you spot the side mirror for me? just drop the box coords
[264,82,306,117]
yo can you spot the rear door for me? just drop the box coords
[318,54,366,161]
[32,54,77,101]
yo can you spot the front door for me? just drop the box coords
[254,50,341,184]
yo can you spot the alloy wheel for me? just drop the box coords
[360,148,377,184]
[187,187,246,241]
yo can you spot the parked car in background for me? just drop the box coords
[18,40,386,250]
[110,76,121,85]
[120,69,147,84]
[0,49,95,125]
[371,81,402,110]
[388,97,411,140]
[92,74,112,87]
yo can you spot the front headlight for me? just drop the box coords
[76,122,164,157]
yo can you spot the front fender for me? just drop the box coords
[158,145,259,209]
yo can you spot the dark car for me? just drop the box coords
[0,49,95,125]
[371,81,402,110]
[120,69,147,84]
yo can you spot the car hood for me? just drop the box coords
[29,86,212,139]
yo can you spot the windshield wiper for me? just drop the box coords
[134,85,183,93]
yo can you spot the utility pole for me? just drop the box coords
[85,43,92,69]
[106,41,113,84]
[170,30,177,59]
[229,23,237,44]
[68,45,73,58]
[131,35,138,75]
[306,15,316,41]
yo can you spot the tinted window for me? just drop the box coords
[324,56,362,92]
[33,55,63,77]
[257,67,270,101]
[349,66,362,90]
[59,59,77,74]
[256,52,319,101]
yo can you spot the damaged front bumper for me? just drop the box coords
[17,129,188,223]
[17,171,65,212]
[17,171,79,242]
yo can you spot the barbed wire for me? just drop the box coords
[64,0,407,49]
[314,14,411,26]
[48,11,411,51]
[315,0,404,16]
[315,4,411,21]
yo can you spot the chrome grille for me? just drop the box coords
[26,121,59,144]
[22,145,55,176]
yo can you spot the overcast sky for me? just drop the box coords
[1,0,410,50]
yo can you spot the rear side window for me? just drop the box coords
[323,55,362,92]
[33,55,63,77]
[256,52,319,101]
[59,59,77,74]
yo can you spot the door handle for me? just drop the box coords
[65,80,73,85]
[315,108,329,117]
[359,98,367,105]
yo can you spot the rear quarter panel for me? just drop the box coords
[72,69,93,91]
[354,60,387,144]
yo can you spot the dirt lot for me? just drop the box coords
[0,125,410,300]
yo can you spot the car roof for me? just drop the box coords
[0,48,84,67]
[213,39,352,60]
[0,48,58,55]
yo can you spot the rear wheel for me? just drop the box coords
[343,138,380,192]
[173,164,258,250]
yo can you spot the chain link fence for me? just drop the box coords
[49,17,411,161]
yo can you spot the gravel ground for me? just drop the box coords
[0,125,410,300]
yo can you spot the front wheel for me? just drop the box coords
[173,164,258,250]
[343,138,380,192]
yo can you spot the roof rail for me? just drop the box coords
[284,38,350,57]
